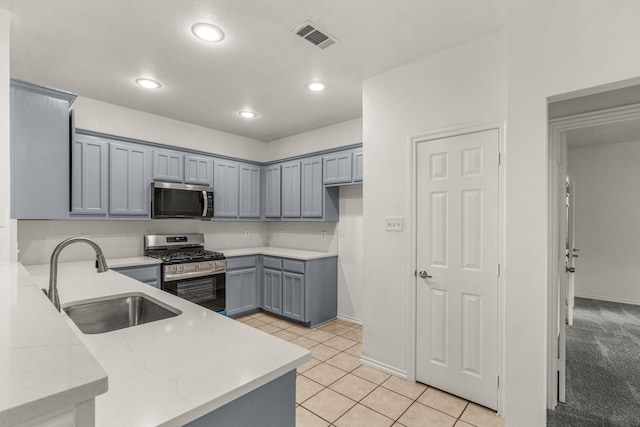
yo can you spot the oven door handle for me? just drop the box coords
[164,268,226,282]
[202,191,208,217]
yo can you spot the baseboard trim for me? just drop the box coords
[360,356,407,380]
[337,314,362,325]
[575,293,640,306]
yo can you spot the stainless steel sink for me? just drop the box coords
[63,293,182,334]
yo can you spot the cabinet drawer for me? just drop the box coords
[263,256,282,270]
[282,259,305,274]
[227,256,257,270]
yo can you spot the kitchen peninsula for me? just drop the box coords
[8,258,309,427]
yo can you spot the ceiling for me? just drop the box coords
[0,0,507,142]
[567,118,640,149]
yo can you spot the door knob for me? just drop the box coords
[566,267,575,273]
[419,271,433,279]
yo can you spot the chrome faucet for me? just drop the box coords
[46,237,109,311]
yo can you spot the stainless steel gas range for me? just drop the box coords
[144,234,226,313]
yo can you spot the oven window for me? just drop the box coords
[170,275,226,312]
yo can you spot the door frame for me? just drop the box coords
[546,103,640,409]
[408,121,506,415]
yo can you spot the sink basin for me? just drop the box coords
[63,292,182,334]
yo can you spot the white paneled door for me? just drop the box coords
[416,128,499,410]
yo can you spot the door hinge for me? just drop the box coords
[497,263,501,277]
[498,152,501,166]
[497,374,500,388]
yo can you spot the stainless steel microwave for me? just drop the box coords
[151,182,214,219]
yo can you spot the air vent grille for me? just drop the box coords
[292,21,338,50]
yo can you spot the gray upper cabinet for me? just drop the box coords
[185,155,212,186]
[71,135,108,215]
[323,151,352,185]
[353,148,364,182]
[264,165,281,218]
[301,157,323,218]
[281,161,301,218]
[214,159,239,218]
[153,149,183,183]
[109,142,151,216]
[239,163,261,218]
[10,80,76,219]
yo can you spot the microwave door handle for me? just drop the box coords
[202,191,208,217]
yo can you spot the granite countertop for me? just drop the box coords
[215,246,337,260]
[23,259,310,427]
[0,262,108,426]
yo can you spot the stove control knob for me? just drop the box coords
[180,265,185,270]
[209,262,213,267]
[195,263,200,268]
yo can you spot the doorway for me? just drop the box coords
[547,83,640,423]
[413,125,503,411]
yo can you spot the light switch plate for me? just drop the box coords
[385,216,404,231]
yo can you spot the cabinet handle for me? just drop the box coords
[202,191,208,217]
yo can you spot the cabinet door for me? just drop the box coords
[153,149,183,183]
[71,136,108,215]
[263,268,283,315]
[283,272,305,322]
[227,268,257,316]
[281,161,301,218]
[323,151,353,184]
[109,142,151,216]
[264,165,281,218]
[10,83,74,219]
[185,155,212,186]
[239,163,261,218]
[301,157,323,218]
[214,160,239,218]
[353,148,364,182]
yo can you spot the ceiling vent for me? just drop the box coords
[292,21,338,50]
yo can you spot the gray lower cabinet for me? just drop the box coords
[261,256,337,326]
[263,164,281,218]
[112,264,161,288]
[301,156,323,218]
[281,161,301,218]
[71,135,108,215]
[109,142,151,216]
[214,159,239,218]
[353,148,363,182]
[185,155,212,186]
[10,80,76,220]
[153,149,183,183]
[262,268,283,315]
[323,151,352,185]
[239,163,261,218]
[226,256,260,317]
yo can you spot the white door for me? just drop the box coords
[416,129,499,410]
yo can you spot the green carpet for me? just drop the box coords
[547,297,640,426]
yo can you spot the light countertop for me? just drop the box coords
[106,256,162,269]
[24,259,310,427]
[0,262,108,426]
[215,246,337,260]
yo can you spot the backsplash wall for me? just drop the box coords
[17,220,268,265]
[266,222,337,253]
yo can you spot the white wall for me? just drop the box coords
[266,118,362,162]
[17,220,267,266]
[506,1,640,425]
[362,30,508,378]
[0,9,15,263]
[568,140,640,304]
[73,97,269,162]
[336,184,364,323]
[266,222,337,253]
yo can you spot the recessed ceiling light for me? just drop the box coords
[192,23,225,42]
[239,110,257,119]
[135,78,161,89]
[308,82,326,92]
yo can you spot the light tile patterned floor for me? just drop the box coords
[235,312,505,427]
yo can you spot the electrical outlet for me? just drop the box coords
[244,230,250,238]
[385,216,404,231]
[280,230,284,238]
[321,231,326,240]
